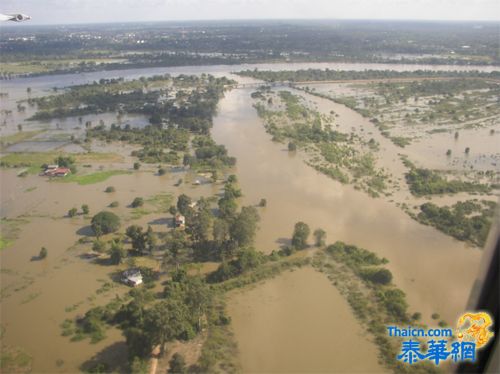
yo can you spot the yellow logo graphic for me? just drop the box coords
[457,312,494,348]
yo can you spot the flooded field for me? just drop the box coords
[228,266,384,373]
[213,86,483,323]
[1,62,497,372]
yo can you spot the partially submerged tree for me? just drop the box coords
[291,222,310,250]
[91,211,121,237]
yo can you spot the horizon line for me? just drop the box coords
[1,17,499,28]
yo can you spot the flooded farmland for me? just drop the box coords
[228,266,384,373]
[1,62,498,372]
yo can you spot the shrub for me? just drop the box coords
[68,207,78,217]
[81,204,90,215]
[169,353,187,374]
[39,247,48,259]
[361,268,393,285]
[109,201,119,208]
[104,186,115,193]
[92,240,106,253]
[412,312,422,321]
[133,162,141,170]
[131,197,144,208]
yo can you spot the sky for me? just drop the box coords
[1,0,499,25]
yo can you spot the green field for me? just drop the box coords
[54,170,131,185]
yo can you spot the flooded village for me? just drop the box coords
[0,20,499,374]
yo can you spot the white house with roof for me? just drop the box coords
[122,269,143,287]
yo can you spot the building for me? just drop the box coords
[43,165,71,177]
[121,269,143,287]
[175,214,186,229]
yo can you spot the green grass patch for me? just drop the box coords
[0,236,13,251]
[54,170,131,185]
[20,292,41,305]
[0,218,29,251]
[146,193,173,213]
[129,208,152,221]
[0,346,32,372]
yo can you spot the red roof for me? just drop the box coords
[45,167,70,176]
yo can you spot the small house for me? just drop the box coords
[122,269,143,287]
[175,214,186,229]
[44,166,70,177]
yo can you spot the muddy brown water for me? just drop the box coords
[1,63,497,372]
[212,87,484,358]
[0,168,219,372]
[228,266,385,373]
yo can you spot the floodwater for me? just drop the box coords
[213,87,483,331]
[1,62,497,372]
[228,266,384,373]
[0,167,219,372]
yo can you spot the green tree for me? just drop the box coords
[91,211,121,237]
[143,300,193,355]
[230,206,260,247]
[55,155,75,168]
[188,209,212,244]
[81,204,90,215]
[124,327,152,359]
[213,219,229,244]
[164,230,189,265]
[177,194,192,215]
[168,353,186,374]
[313,228,326,247]
[126,225,146,253]
[130,356,149,374]
[235,247,262,273]
[223,181,242,199]
[218,197,237,218]
[109,240,127,265]
[68,207,78,217]
[291,222,310,250]
[39,247,48,259]
[146,226,156,253]
[288,142,297,151]
[361,268,393,285]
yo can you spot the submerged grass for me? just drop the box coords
[54,170,131,185]
[0,152,124,173]
[0,130,46,149]
[0,218,30,251]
